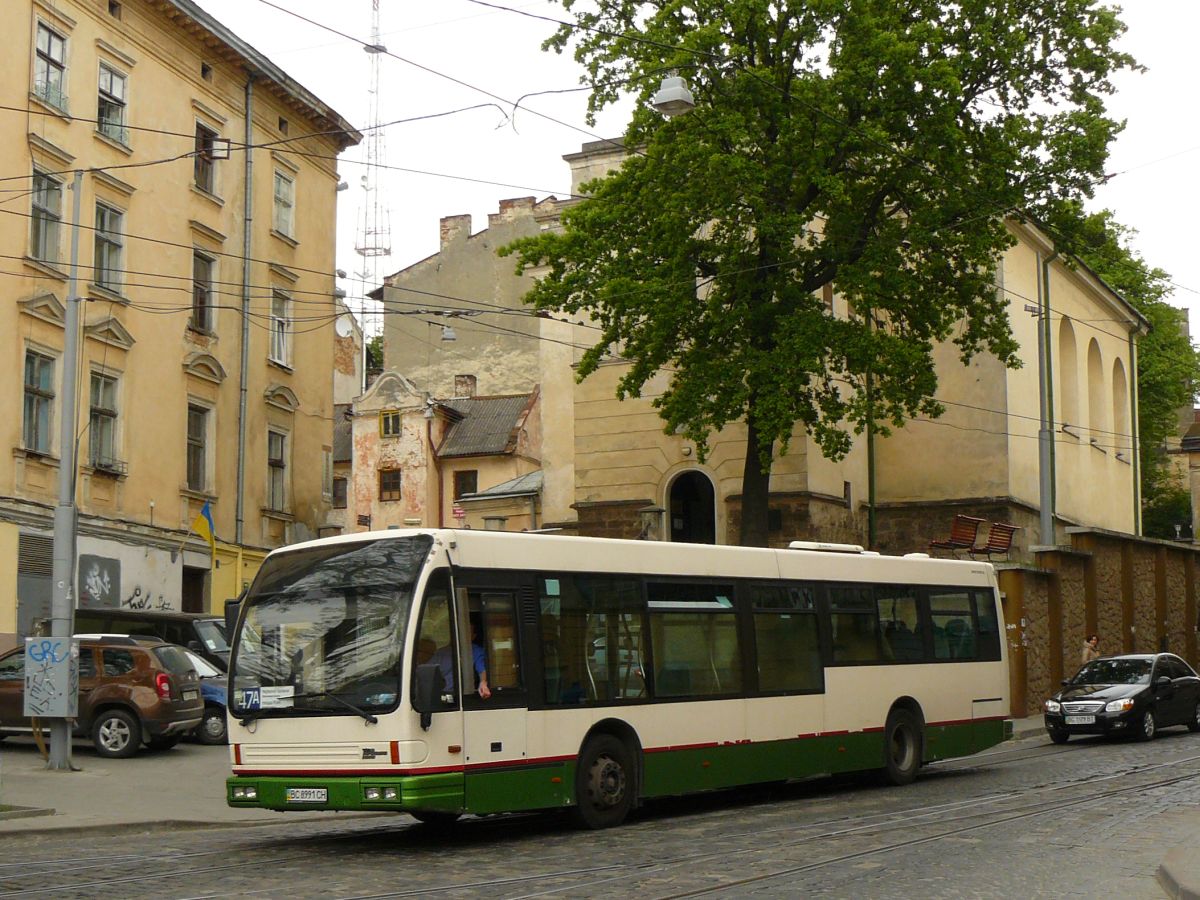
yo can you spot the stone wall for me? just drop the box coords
[1001,528,1200,717]
[874,499,1039,558]
[725,492,862,548]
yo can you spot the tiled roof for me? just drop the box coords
[460,470,544,500]
[438,394,532,458]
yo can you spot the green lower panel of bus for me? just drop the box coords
[227,719,1003,815]
[227,771,466,813]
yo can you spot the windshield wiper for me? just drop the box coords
[292,691,378,724]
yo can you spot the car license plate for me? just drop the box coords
[286,788,327,803]
[1065,715,1095,725]
[183,689,198,701]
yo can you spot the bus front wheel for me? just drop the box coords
[882,708,921,786]
[572,734,634,829]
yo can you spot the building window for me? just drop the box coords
[267,430,287,511]
[269,290,290,364]
[379,469,401,501]
[332,476,347,509]
[23,351,55,454]
[322,449,333,498]
[88,373,118,468]
[31,171,62,264]
[277,116,289,135]
[453,469,478,499]
[186,404,207,491]
[93,203,123,292]
[97,64,128,144]
[191,252,213,331]
[200,62,213,82]
[34,23,67,111]
[194,123,218,193]
[379,410,401,437]
[108,1,122,19]
[272,171,294,237]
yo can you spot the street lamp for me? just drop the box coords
[651,74,695,117]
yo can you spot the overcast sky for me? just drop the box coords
[193,1,1200,334]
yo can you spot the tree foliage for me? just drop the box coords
[1068,208,1200,510]
[504,0,1135,545]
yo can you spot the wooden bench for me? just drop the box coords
[929,514,985,556]
[968,522,1019,560]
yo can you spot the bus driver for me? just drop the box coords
[428,624,491,700]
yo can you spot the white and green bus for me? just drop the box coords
[225,529,1009,828]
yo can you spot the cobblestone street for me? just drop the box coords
[4,729,1200,898]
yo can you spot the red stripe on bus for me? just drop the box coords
[230,718,1011,778]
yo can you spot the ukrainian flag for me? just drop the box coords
[192,501,216,554]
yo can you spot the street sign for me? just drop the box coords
[452,505,466,522]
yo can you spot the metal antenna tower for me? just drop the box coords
[354,0,391,389]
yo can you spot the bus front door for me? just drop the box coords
[461,588,534,814]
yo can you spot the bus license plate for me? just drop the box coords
[286,788,327,803]
[1065,715,1094,725]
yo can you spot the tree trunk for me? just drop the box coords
[739,418,772,547]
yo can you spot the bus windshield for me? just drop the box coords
[229,535,432,718]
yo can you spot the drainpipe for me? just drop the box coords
[1036,251,1059,547]
[235,73,255,546]
[1128,329,1142,534]
[424,400,443,527]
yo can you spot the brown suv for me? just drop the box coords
[0,636,203,758]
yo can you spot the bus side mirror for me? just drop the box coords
[224,598,241,638]
[413,663,445,731]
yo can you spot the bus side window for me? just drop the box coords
[974,590,1002,661]
[479,593,522,691]
[748,583,822,692]
[414,569,456,706]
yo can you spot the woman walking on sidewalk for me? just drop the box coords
[1081,633,1101,665]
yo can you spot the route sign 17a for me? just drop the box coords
[23,637,79,718]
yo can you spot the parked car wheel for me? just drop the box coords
[1137,709,1157,742]
[92,709,141,758]
[1048,728,1070,745]
[1189,702,1200,734]
[147,735,181,751]
[198,705,228,745]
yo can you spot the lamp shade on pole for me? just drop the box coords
[651,75,695,117]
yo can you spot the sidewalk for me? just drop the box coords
[0,737,359,833]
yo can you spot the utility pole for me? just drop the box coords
[48,169,84,771]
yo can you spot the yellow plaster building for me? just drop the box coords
[375,141,1147,554]
[0,0,359,649]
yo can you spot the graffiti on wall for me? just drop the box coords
[78,555,121,609]
[122,586,171,611]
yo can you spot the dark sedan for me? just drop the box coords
[1044,653,1200,743]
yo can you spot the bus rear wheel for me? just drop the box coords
[882,708,921,786]
[572,734,634,829]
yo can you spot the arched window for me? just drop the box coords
[1112,359,1129,454]
[1057,319,1079,428]
[1087,339,1107,441]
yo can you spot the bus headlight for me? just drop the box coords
[232,785,258,800]
[365,787,382,800]
[1044,700,1061,713]
[384,787,398,800]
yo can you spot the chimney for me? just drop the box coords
[440,214,471,248]
[454,374,477,398]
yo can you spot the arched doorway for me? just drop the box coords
[669,471,716,544]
